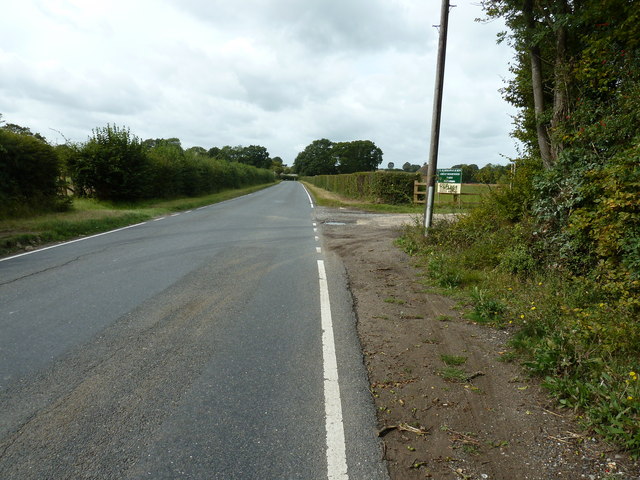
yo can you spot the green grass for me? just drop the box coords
[0,183,275,256]
[384,297,406,305]
[438,366,468,382]
[440,354,468,366]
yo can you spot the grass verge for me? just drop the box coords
[397,219,640,456]
[0,183,275,256]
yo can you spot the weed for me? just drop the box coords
[497,351,519,363]
[438,366,468,382]
[489,440,510,448]
[440,354,467,366]
[469,287,506,324]
[395,234,423,256]
[436,314,451,322]
[499,243,536,275]
[461,444,480,455]
[384,297,405,304]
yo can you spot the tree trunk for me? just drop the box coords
[550,4,569,163]
[530,46,553,168]
[524,0,553,168]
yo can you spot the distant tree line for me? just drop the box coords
[384,161,511,183]
[386,161,421,173]
[0,117,279,218]
[450,163,510,184]
[293,139,383,176]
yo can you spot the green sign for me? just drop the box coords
[436,168,462,184]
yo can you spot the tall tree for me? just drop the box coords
[185,146,208,157]
[482,0,640,286]
[239,145,271,169]
[482,0,577,168]
[334,140,383,174]
[293,139,336,176]
[451,163,479,183]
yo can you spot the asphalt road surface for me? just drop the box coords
[0,182,388,480]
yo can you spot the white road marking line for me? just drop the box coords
[0,222,148,263]
[153,217,166,222]
[317,260,349,480]
[185,210,192,213]
[171,213,180,217]
[317,247,322,253]
[302,184,315,208]
[315,236,319,242]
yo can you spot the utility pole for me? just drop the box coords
[423,0,452,233]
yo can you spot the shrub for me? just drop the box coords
[0,128,67,218]
[72,125,150,201]
[303,171,419,204]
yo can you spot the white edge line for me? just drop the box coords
[302,184,315,208]
[0,222,148,263]
[318,259,349,480]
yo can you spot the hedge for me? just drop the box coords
[302,171,419,204]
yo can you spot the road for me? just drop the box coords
[0,182,388,479]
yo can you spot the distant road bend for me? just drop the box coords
[0,182,388,479]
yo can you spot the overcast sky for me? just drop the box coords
[1,0,518,168]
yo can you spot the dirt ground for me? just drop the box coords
[316,206,639,480]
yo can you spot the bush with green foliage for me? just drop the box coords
[303,171,419,204]
[0,128,68,218]
[394,0,640,452]
[72,124,150,201]
[66,126,275,202]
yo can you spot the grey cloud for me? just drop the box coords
[170,0,427,55]
[0,57,151,116]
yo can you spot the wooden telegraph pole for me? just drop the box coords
[423,0,452,233]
